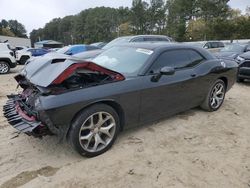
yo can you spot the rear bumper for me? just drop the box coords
[3,95,47,136]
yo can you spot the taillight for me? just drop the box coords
[52,62,125,85]
[52,64,82,84]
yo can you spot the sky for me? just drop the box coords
[0,0,249,35]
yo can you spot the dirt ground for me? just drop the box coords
[0,66,250,188]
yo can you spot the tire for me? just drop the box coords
[19,56,30,65]
[237,77,244,83]
[200,79,226,112]
[68,104,120,157]
[0,61,10,74]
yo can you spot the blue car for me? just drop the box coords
[57,45,100,55]
[28,48,50,57]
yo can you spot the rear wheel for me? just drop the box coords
[0,61,10,74]
[201,79,226,111]
[19,56,30,65]
[68,104,120,157]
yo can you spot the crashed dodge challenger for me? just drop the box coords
[3,43,238,157]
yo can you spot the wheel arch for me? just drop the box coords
[217,76,228,90]
[66,99,125,140]
[0,58,11,65]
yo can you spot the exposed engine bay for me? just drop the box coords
[3,59,125,137]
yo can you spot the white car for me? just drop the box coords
[15,49,32,65]
[0,43,17,74]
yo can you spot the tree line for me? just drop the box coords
[0,19,27,38]
[2,0,250,45]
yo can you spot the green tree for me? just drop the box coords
[8,20,27,38]
[148,0,167,34]
[130,0,149,34]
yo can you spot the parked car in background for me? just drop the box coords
[28,48,51,57]
[3,43,238,157]
[16,49,32,65]
[16,48,50,65]
[216,43,250,59]
[91,42,107,48]
[57,44,100,55]
[0,43,17,74]
[102,35,174,50]
[235,51,250,82]
[184,41,225,53]
[74,49,104,60]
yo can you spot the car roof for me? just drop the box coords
[117,42,199,50]
[118,35,172,40]
[115,42,215,60]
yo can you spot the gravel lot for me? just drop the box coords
[0,66,250,188]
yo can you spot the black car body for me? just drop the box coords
[3,43,238,157]
[236,51,250,82]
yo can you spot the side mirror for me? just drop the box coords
[151,66,175,82]
[160,66,175,75]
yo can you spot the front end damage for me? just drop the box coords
[3,58,125,138]
[3,94,49,137]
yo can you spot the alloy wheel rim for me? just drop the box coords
[0,63,9,74]
[210,83,225,109]
[79,111,116,152]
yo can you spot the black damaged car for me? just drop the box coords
[3,43,238,157]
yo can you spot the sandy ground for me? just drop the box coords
[0,66,250,188]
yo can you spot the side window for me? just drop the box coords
[218,42,225,48]
[204,43,210,49]
[87,46,99,51]
[187,50,205,68]
[71,46,84,54]
[144,37,156,42]
[210,42,218,48]
[158,37,168,41]
[149,50,191,73]
[150,50,205,73]
[132,37,144,42]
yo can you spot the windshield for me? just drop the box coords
[57,46,70,54]
[92,46,153,76]
[221,44,245,53]
[102,37,133,50]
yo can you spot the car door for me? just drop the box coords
[139,49,205,123]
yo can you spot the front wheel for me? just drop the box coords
[19,56,30,65]
[201,79,226,112]
[68,104,120,157]
[0,61,10,74]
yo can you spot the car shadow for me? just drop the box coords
[238,80,250,86]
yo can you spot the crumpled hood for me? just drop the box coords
[20,53,87,87]
[18,52,124,88]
